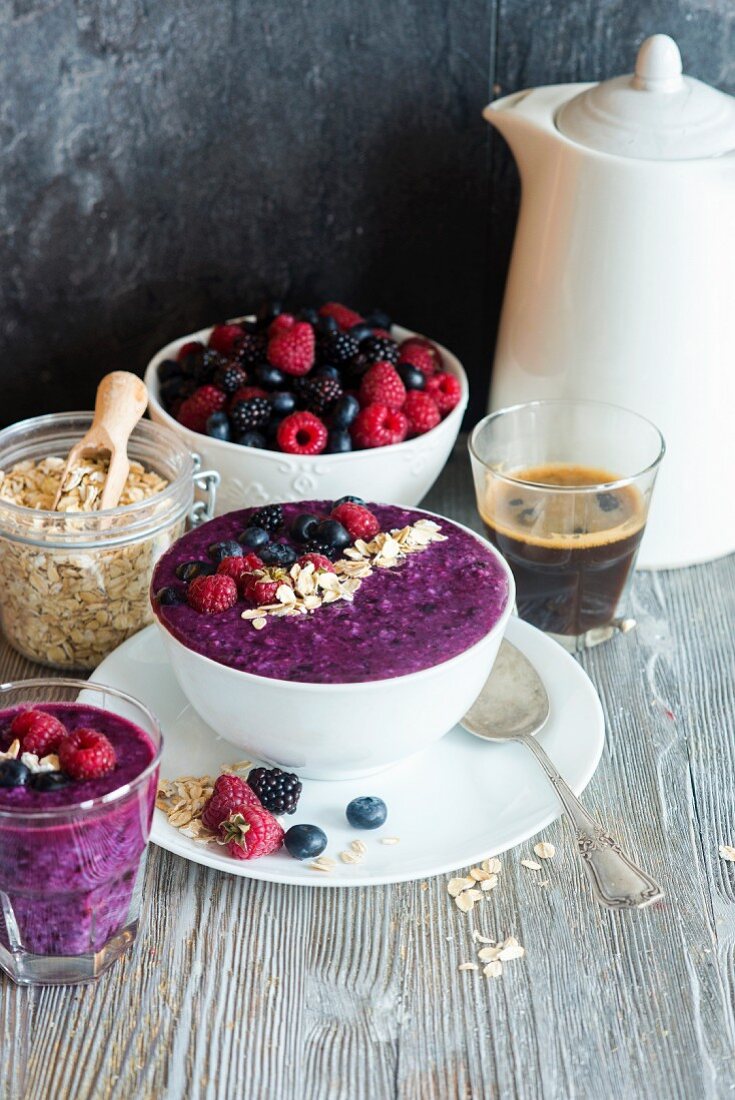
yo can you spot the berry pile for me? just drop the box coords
[157,300,461,455]
[0,709,117,790]
[156,497,380,614]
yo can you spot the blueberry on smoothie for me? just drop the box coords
[208,540,243,564]
[238,526,270,550]
[0,760,31,788]
[346,796,387,830]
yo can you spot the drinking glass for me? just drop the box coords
[469,400,665,650]
[0,679,161,986]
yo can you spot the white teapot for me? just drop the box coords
[485,35,735,569]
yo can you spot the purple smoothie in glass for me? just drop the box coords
[0,702,158,961]
[151,501,509,684]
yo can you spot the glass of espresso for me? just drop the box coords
[469,401,665,650]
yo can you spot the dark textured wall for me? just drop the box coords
[1,0,733,426]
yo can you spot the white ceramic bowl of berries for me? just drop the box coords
[144,302,468,513]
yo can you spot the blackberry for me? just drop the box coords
[319,331,359,366]
[296,376,343,415]
[251,504,284,533]
[248,766,302,815]
[157,359,183,383]
[160,377,195,409]
[213,361,247,394]
[235,332,267,368]
[361,335,399,364]
[302,538,339,560]
[182,348,225,384]
[230,397,271,434]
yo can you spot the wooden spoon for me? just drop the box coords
[53,371,149,511]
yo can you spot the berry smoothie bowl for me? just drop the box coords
[151,498,513,779]
[0,680,161,986]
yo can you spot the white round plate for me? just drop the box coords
[90,618,604,886]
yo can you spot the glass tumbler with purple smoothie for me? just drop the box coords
[0,680,161,986]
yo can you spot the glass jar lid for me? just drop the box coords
[556,34,735,160]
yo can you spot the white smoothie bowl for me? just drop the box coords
[153,515,514,780]
[144,322,469,514]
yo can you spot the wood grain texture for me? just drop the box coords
[1,442,734,1100]
[1,1,733,427]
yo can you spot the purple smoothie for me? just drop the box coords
[0,703,158,958]
[151,501,509,684]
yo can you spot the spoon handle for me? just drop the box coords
[521,736,663,910]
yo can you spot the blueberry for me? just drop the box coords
[264,418,284,442]
[238,526,270,550]
[255,363,286,389]
[314,519,351,550]
[260,542,298,567]
[157,358,183,383]
[0,759,31,788]
[175,560,216,582]
[206,411,231,441]
[284,824,328,860]
[315,364,341,382]
[155,585,186,606]
[269,390,296,416]
[298,306,320,325]
[208,540,243,564]
[349,323,374,343]
[316,314,339,335]
[291,513,321,543]
[346,796,387,830]
[397,364,425,391]
[364,309,391,330]
[159,378,190,406]
[331,394,360,429]
[327,430,352,453]
[31,771,72,791]
[236,430,267,449]
[333,495,365,507]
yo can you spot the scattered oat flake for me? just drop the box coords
[470,868,490,881]
[477,946,501,962]
[719,845,735,861]
[339,850,362,864]
[473,932,496,945]
[381,837,400,845]
[350,840,367,855]
[455,893,474,913]
[483,960,503,979]
[521,859,542,871]
[309,856,336,872]
[458,962,479,972]
[252,617,267,630]
[534,841,556,860]
[465,889,483,903]
[498,944,525,961]
[480,874,499,891]
[482,858,502,874]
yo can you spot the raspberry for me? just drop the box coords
[241,573,281,606]
[208,323,244,356]
[177,385,226,434]
[228,385,268,409]
[58,728,117,780]
[319,302,364,330]
[212,362,247,394]
[219,802,285,860]
[267,322,315,376]
[361,335,399,364]
[217,553,263,582]
[359,362,406,410]
[276,412,328,455]
[187,574,238,614]
[177,340,205,362]
[230,397,271,433]
[201,772,262,831]
[425,372,462,414]
[330,503,380,541]
[400,336,444,372]
[351,404,409,449]
[297,552,335,573]
[247,766,302,815]
[9,709,68,756]
[403,390,441,436]
[398,342,437,377]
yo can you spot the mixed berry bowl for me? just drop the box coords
[145,306,468,513]
[150,498,513,779]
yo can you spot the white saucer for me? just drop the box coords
[90,619,604,887]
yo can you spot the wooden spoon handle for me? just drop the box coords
[91,371,148,453]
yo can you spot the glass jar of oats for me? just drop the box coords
[0,413,219,670]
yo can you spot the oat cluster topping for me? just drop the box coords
[0,455,167,513]
[241,518,447,630]
[0,738,60,775]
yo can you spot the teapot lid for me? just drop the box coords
[556,34,735,159]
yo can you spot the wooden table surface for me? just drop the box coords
[2,441,735,1100]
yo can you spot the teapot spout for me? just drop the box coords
[484,86,587,170]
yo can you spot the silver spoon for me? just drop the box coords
[462,641,663,910]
